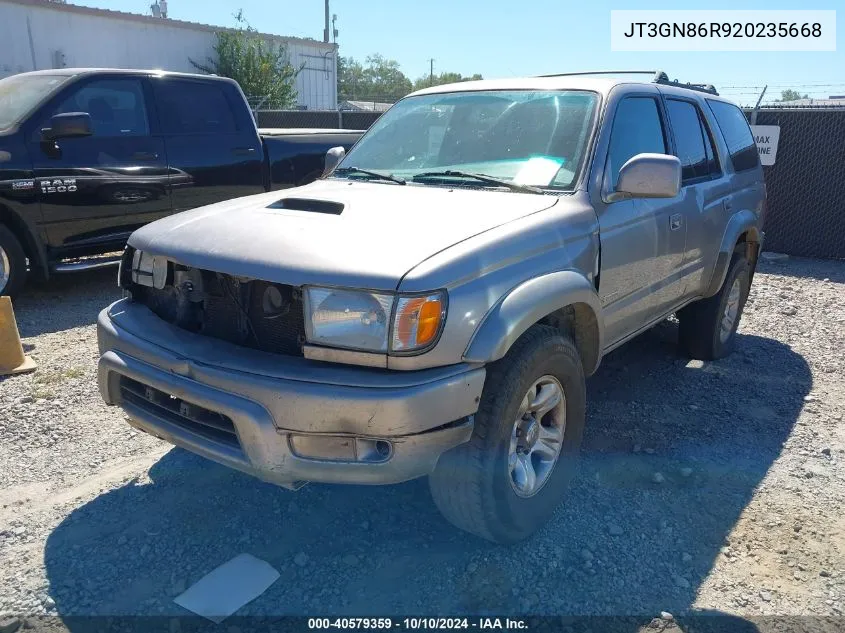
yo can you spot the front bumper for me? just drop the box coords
[97,299,485,487]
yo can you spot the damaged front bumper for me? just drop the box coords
[97,299,484,488]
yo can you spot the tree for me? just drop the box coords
[412,71,483,91]
[337,55,367,102]
[777,89,808,102]
[338,54,413,103]
[191,11,301,108]
[360,54,413,102]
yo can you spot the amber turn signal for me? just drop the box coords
[391,293,445,351]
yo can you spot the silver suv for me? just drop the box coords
[97,71,766,543]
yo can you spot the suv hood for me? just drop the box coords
[128,179,558,290]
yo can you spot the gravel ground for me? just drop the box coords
[0,256,843,632]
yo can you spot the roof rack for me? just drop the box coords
[652,71,719,96]
[536,70,719,96]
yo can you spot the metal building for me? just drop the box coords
[0,0,338,109]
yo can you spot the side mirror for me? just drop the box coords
[614,153,681,199]
[321,146,346,178]
[41,112,93,141]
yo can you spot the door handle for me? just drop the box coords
[723,198,733,212]
[232,147,256,156]
[131,151,159,161]
[670,213,683,231]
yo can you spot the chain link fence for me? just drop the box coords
[252,104,845,260]
[744,106,845,260]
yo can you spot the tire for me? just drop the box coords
[677,249,751,360]
[0,225,27,298]
[429,325,586,543]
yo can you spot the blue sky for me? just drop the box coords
[76,0,843,104]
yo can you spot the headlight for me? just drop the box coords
[124,248,169,289]
[305,287,394,351]
[304,287,446,353]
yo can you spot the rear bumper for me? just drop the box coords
[97,300,484,487]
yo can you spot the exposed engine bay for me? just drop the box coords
[122,249,306,356]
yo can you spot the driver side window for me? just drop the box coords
[606,97,667,191]
[46,78,150,138]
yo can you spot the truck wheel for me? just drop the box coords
[678,249,751,360]
[429,325,586,543]
[0,225,27,298]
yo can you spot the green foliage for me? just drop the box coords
[338,54,413,103]
[191,10,301,108]
[338,55,482,103]
[412,72,483,91]
[777,89,808,102]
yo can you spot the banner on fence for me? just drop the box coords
[750,125,781,166]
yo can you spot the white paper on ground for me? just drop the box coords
[174,553,280,623]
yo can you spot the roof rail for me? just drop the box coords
[537,70,719,95]
[537,70,661,78]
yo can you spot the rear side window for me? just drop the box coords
[707,100,759,172]
[666,99,720,183]
[607,97,667,190]
[154,79,238,135]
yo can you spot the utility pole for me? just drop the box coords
[429,58,435,87]
[324,0,330,43]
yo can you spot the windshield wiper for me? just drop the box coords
[333,166,406,185]
[412,170,543,194]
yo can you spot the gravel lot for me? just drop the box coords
[1,256,843,631]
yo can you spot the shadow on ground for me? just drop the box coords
[43,324,810,629]
[13,268,120,337]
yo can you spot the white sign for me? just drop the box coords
[750,125,781,167]
[610,10,837,52]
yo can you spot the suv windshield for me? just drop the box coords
[0,74,72,131]
[335,90,599,190]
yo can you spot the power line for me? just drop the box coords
[721,83,845,89]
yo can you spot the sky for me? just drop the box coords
[74,0,844,105]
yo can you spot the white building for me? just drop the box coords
[0,0,337,109]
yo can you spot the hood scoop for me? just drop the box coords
[267,197,344,215]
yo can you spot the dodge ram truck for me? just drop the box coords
[0,68,362,296]
[97,71,765,543]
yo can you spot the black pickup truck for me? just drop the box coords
[0,69,362,296]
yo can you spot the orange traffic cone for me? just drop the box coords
[0,296,36,376]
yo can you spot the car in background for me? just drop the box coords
[0,68,362,296]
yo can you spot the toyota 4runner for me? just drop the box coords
[97,71,766,543]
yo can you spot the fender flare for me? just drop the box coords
[704,209,761,297]
[0,203,48,281]
[463,270,605,375]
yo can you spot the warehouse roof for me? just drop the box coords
[2,0,336,49]
[776,98,845,107]
[339,100,393,112]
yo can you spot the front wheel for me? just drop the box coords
[429,325,586,543]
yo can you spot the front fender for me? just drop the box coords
[463,270,604,375]
[0,203,48,281]
[704,209,762,297]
